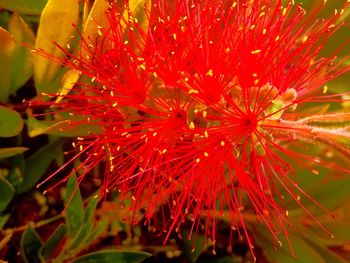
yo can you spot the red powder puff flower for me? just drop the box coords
[35,0,350,259]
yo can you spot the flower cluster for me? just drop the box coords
[36,0,350,258]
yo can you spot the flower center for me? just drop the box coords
[242,116,257,132]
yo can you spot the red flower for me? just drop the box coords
[36,0,350,259]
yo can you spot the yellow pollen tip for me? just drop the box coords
[189,122,195,129]
[282,8,287,16]
[189,89,199,94]
[206,69,214,77]
[251,49,261,55]
[323,85,328,94]
[312,170,320,175]
[302,36,308,43]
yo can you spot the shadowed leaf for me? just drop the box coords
[39,223,67,261]
[18,138,63,193]
[21,226,43,263]
[71,250,152,263]
[0,177,15,212]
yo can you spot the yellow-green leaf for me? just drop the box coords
[81,0,110,60]
[8,13,35,93]
[0,147,28,159]
[129,0,151,33]
[34,0,79,94]
[26,116,102,138]
[55,69,81,104]
[26,117,70,137]
[0,26,16,101]
[0,0,48,15]
[0,106,23,137]
[82,0,94,26]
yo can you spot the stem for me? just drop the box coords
[1,214,64,235]
[262,118,350,158]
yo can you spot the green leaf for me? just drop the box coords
[34,0,79,94]
[8,13,35,93]
[298,178,350,216]
[21,226,43,263]
[0,147,28,159]
[71,250,152,263]
[253,226,326,263]
[301,235,348,263]
[84,195,99,223]
[18,138,63,193]
[302,222,350,246]
[0,177,15,212]
[83,218,108,248]
[0,0,48,15]
[0,28,16,101]
[39,223,67,261]
[65,174,84,238]
[68,222,93,254]
[0,106,23,137]
[181,230,208,262]
[64,196,99,254]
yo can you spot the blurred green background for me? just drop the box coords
[0,0,349,262]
